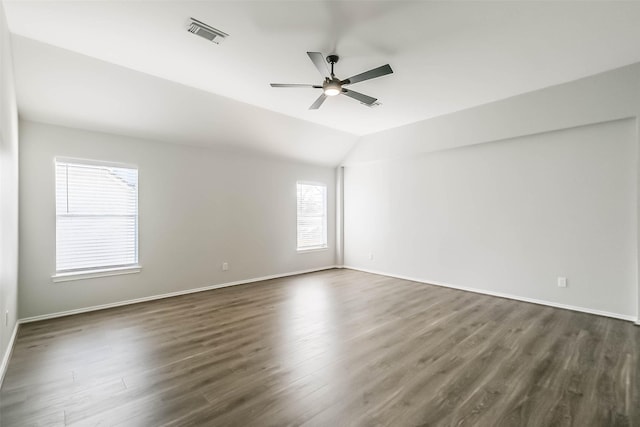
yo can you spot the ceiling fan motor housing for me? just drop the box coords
[323,78,342,96]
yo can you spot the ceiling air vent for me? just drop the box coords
[187,18,228,45]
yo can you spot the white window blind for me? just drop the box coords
[297,182,327,250]
[55,159,138,273]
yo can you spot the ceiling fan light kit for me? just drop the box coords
[323,80,341,96]
[270,52,393,110]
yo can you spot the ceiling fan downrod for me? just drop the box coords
[326,55,339,78]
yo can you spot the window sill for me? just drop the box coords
[297,247,329,253]
[52,266,142,283]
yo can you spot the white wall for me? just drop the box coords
[0,0,19,379]
[344,64,640,321]
[19,120,336,319]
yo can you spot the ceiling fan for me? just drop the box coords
[270,52,393,110]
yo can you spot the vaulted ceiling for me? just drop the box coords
[5,1,640,165]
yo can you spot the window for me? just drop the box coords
[55,159,139,275]
[297,182,327,251]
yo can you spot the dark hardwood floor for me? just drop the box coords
[1,269,639,426]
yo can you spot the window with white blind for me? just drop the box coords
[296,182,327,251]
[55,159,139,275]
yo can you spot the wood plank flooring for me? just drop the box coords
[1,269,639,426]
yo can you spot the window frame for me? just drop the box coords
[296,180,328,252]
[52,157,141,282]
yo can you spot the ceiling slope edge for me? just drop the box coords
[341,62,640,166]
[12,35,359,167]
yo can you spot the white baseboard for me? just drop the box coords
[20,265,338,324]
[344,265,637,323]
[0,321,20,389]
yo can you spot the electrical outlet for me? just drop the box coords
[368,252,374,261]
[557,277,567,288]
[222,262,229,271]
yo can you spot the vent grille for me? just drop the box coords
[187,18,228,44]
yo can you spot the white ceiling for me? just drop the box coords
[5,1,640,162]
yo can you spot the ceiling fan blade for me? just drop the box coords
[307,52,329,77]
[270,83,322,88]
[341,88,377,105]
[342,64,393,85]
[309,93,328,110]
